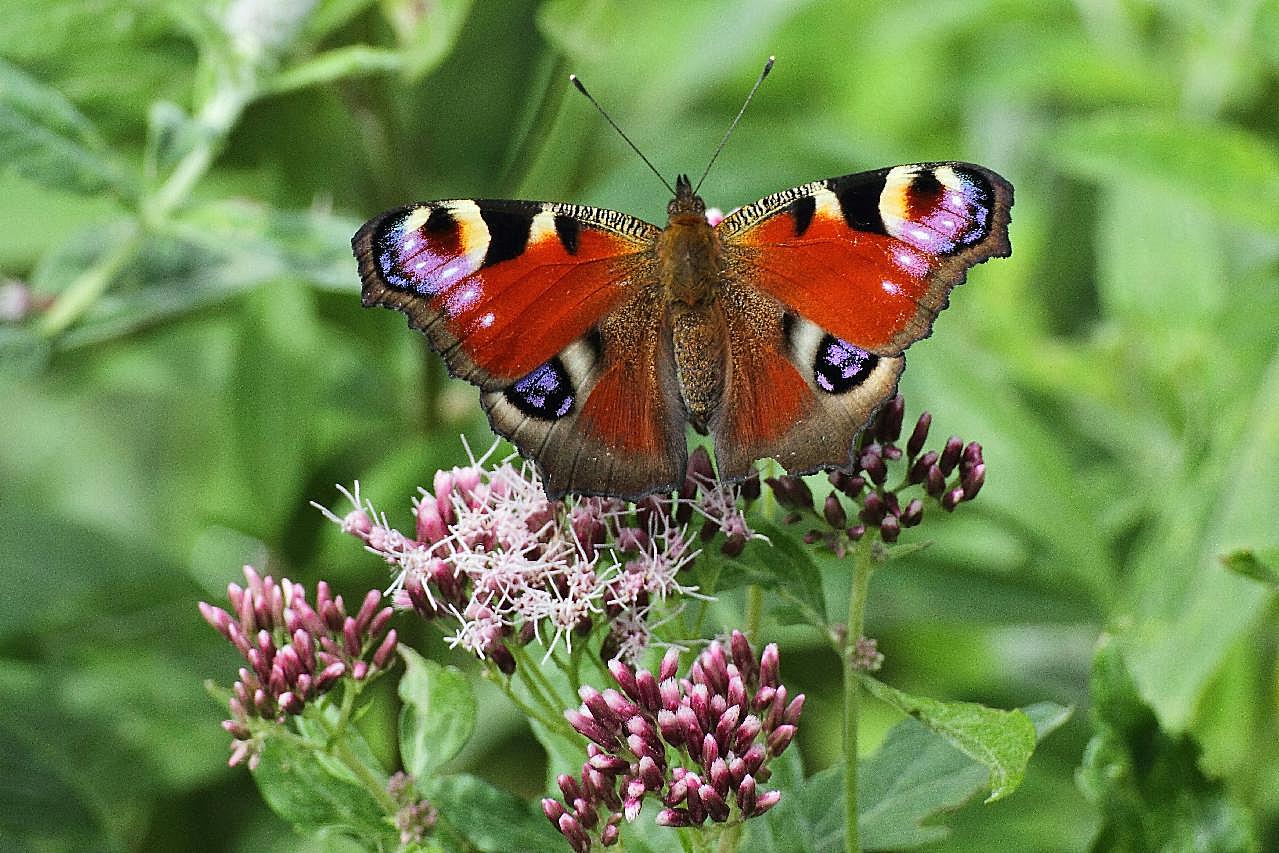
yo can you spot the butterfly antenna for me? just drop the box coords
[694,55,775,194]
[570,74,676,196]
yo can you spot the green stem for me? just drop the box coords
[843,533,877,853]
[142,72,255,224]
[38,225,143,337]
[330,736,399,814]
[744,586,763,641]
[715,821,744,852]
[514,643,572,712]
[301,691,397,814]
[492,672,575,741]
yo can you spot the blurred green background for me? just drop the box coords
[2,0,1278,850]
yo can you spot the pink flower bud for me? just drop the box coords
[315,660,346,691]
[343,617,361,657]
[199,602,232,637]
[676,705,702,749]
[783,693,806,726]
[566,709,616,749]
[753,789,782,815]
[658,709,683,746]
[608,658,640,701]
[700,783,729,822]
[635,669,661,713]
[735,715,762,753]
[638,755,663,790]
[659,648,680,682]
[767,724,796,756]
[709,757,730,796]
[737,773,757,814]
[701,733,719,767]
[343,509,372,537]
[580,686,621,729]
[714,704,741,750]
[415,500,447,544]
[373,629,398,669]
[541,798,566,825]
[656,808,692,827]
[759,643,779,689]
[659,678,681,711]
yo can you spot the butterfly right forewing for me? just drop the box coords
[354,199,688,499]
[708,162,1012,479]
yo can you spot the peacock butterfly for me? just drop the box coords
[353,61,1012,500]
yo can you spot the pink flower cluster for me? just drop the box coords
[545,632,802,851]
[199,565,397,768]
[315,449,757,670]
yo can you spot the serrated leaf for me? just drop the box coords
[379,0,473,81]
[1056,112,1279,234]
[1220,546,1279,587]
[741,703,1069,852]
[856,675,1037,802]
[1079,638,1259,851]
[253,735,396,845]
[713,518,828,627]
[397,648,476,780]
[0,59,131,197]
[424,774,563,853]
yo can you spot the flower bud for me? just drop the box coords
[823,493,847,529]
[875,395,905,444]
[939,435,963,475]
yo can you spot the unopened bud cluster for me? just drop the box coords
[545,632,802,851]
[199,565,397,768]
[768,395,986,553]
[387,771,438,846]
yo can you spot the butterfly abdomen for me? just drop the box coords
[659,208,729,432]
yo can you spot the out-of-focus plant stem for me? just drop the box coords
[843,533,876,853]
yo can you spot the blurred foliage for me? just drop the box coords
[1,0,1278,850]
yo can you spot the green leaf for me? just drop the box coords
[253,735,397,845]
[424,774,563,853]
[855,675,1038,802]
[1056,112,1279,234]
[712,518,828,627]
[379,0,474,81]
[1122,349,1279,731]
[0,59,132,197]
[742,703,1070,852]
[397,648,477,780]
[229,282,321,525]
[1220,546,1279,587]
[1078,637,1259,851]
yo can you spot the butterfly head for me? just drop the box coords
[668,173,708,221]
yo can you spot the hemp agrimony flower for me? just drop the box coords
[314,446,761,669]
[546,632,802,850]
[199,565,397,768]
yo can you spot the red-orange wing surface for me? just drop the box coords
[709,163,1012,478]
[354,200,687,499]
